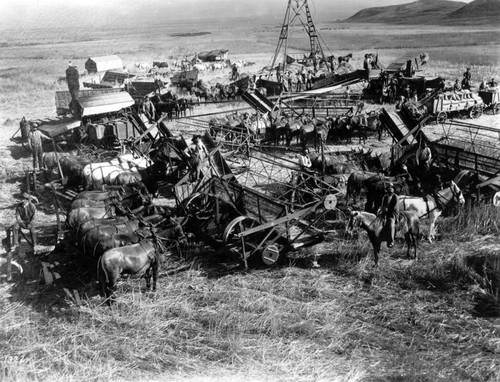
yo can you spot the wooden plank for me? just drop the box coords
[476,175,500,189]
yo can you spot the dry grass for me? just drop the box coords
[1,207,499,381]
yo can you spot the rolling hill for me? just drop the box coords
[344,0,466,24]
[445,0,500,23]
[343,0,500,25]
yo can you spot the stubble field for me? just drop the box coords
[0,19,499,382]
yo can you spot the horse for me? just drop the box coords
[82,216,180,259]
[397,180,465,242]
[82,155,151,190]
[346,171,381,205]
[363,176,410,214]
[98,223,186,302]
[346,210,420,264]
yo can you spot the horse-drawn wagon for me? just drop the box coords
[426,90,484,123]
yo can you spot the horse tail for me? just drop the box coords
[97,255,109,297]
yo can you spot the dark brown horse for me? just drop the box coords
[346,210,420,264]
[98,224,186,302]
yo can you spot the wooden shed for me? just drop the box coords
[85,55,123,74]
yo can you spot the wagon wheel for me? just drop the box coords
[181,192,217,223]
[494,103,500,115]
[469,105,483,119]
[436,111,447,124]
[222,216,281,266]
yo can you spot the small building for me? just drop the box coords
[85,55,123,74]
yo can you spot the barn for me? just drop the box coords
[85,55,123,74]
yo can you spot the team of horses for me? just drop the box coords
[208,107,383,149]
[64,177,187,303]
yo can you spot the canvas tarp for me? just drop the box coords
[78,92,134,116]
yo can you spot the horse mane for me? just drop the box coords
[355,211,384,229]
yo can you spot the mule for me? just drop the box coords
[346,210,420,264]
[398,180,465,242]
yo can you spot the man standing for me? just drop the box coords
[28,123,52,170]
[462,68,472,90]
[378,183,399,248]
[296,71,303,92]
[186,135,209,182]
[363,54,372,82]
[416,141,432,172]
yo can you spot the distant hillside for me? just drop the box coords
[344,0,466,24]
[445,0,500,23]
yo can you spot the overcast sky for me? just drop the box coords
[0,0,473,30]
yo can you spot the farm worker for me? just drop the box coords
[416,141,432,172]
[296,71,303,92]
[276,65,282,84]
[142,96,155,122]
[403,85,412,101]
[363,54,372,81]
[187,135,209,182]
[453,79,461,92]
[28,123,53,171]
[487,78,498,88]
[231,64,239,81]
[300,66,307,84]
[287,72,293,93]
[7,192,38,250]
[411,90,418,103]
[479,79,487,91]
[462,68,472,90]
[378,183,399,248]
[306,70,313,90]
[298,148,312,170]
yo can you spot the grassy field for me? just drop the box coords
[0,19,500,382]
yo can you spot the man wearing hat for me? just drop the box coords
[462,68,472,90]
[186,135,209,182]
[27,123,53,170]
[7,192,39,251]
[378,182,400,248]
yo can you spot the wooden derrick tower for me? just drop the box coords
[269,0,329,73]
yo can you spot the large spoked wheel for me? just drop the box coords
[222,216,281,267]
[493,103,500,115]
[436,111,447,124]
[470,105,483,119]
[181,192,217,224]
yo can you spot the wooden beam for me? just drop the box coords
[476,175,500,189]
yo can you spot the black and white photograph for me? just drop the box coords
[0,0,499,381]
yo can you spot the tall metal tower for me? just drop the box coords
[269,0,329,73]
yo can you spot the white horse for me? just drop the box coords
[398,180,465,242]
[83,154,150,189]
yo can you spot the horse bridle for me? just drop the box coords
[436,183,463,208]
